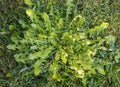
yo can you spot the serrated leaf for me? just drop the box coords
[42,46,53,58]
[34,67,40,76]
[60,50,68,64]
[33,60,41,76]
[61,57,67,64]
[14,54,25,63]
[34,60,41,67]
[7,44,16,50]
[97,66,105,75]
[50,62,58,71]
[19,20,28,28]
[10,37,18,43]
[29,54,37,60]
[82,63,92,70]
[29,51,42,60]
[57,18,63,29]
[89,22,109,37]
[91,69,96,74]
[30,45,37,50]
[52,72,61,81]
[55,51,60,61]
[52,72,57,79]
[29,46,53,60]
[41,12,51,32]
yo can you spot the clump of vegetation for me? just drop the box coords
[1,0,120,87]
[7,0,119,86]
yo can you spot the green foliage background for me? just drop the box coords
[0,0,120,87]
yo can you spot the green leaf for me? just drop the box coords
[89,22,109,37]
[90,69,96,74]
[76,17,85,28]
[70,15,85,28]
[29,52,40,60]
[14,54,26,63]
[55,51,61,61]
[82,78,87,86]
[10,37,18,43]
[52,72,61,81]
[30,45,37,50]
[78,33,86,39]
[60,49,68,64]
[105,35,115,50]
[33,60,41,76]
[66,0,74,22]
[82,63,92,70]
[41,46,53,59]
[76,70,84,78]
[6,73,12,78]
[61,57,67,64]
[24,0,33,6]
[101,22,109,29]
[115,53,120,62]
[26,9,35,20]
[34,67,40,76]
[57,18,63,29]
[29,46,53,60]
[7,44,16,50]
[19,20,28,28]
[50,62,58,71]
[41,12,51,32]
[9,25,15,31]
[97,66,105,75]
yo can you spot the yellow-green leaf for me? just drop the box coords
[77,70,84,78]
[61,57,67,64]
[55,51,60,61]
[57,18,63,29]
[52,72,61,81]
[6,73,12,78]
[101,22,109,29]
[26,9,34,19]
[60,49,68,64]
[24,0,33,6]
[7,44,16,50]
[97,67,105,75]
[33,60,41,76]
[34,67,40,76]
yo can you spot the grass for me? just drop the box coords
[0,0,120,87]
